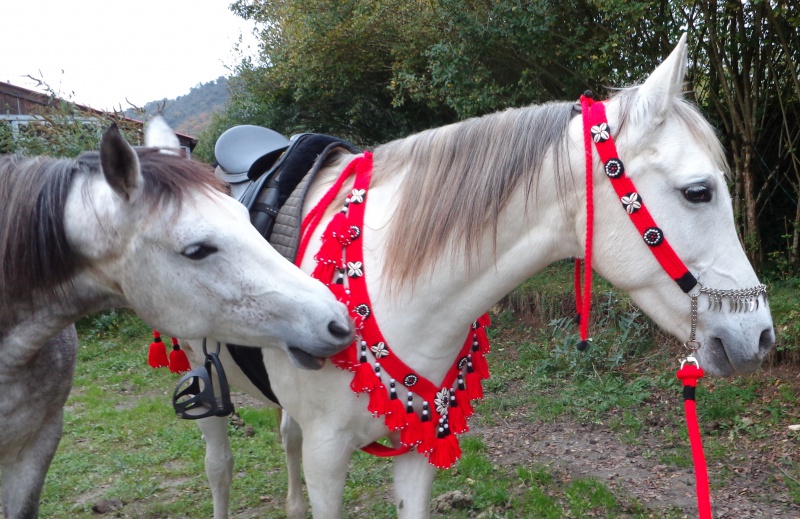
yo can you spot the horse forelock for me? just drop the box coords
[0,149,224,318]
[372,102,576,285]
[77,148,227,213]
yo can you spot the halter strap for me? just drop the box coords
[581,95,698,293]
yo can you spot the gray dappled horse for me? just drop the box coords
[0,120,353,518]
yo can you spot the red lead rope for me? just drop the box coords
[676,359,712,519]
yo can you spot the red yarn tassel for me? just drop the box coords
[350,362,376,393]
[455,388,474,417]
[331,344,357,368]
[466,369,484,400]
[148,330,169,369]
[367,382,390,417]
[311,261,336,286]
[428,427,462,469]
[312,234,343,283]
[447,405,469,435]
[329,211,352,245]
[385,398,408,431]
[417,418,438,454]
[384,379,407,431]
[475,329,490,354]
[401,410,423,447]
[476,313,491,328]
[168,338,191,373]
[471,352,490,380]
[317,231,344,263]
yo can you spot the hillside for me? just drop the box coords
[125,77,228,137]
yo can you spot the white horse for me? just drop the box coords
[194,35,775,518]
[0,119,353,518]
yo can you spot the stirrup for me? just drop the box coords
[172,339,234,420]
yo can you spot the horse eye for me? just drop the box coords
[684,185,712,203]
[182,243,218,260]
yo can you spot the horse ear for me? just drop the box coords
[631,33,688,124]
[100,123,143,202]
[145,114,181,154]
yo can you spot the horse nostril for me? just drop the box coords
[328,320,353,340]
[759,327,775,353]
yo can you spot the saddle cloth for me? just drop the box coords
[226,132,360,405]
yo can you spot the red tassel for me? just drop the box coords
[477,313,491,328]
[475,329,490,354]
[466,369,484,400]
[312,234,343,283]
[401,410,423,447]
[385,397,408,431]
[350,362,376,393]
[318,230,344,262]
[168,338,191,373]
[417,418,438,454]
[329,211,352,245]
[331,344,357,368]
[367,382,390,417]
[471,352,490,380]
[455,387,474,416]
[428,428,461,469]
[447,405,469,435]
[311,261,336,285]
[148,331,169,369]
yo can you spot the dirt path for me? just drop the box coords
[474,410,800,518]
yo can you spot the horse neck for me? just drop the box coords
[363,124,584,381]
[1,274,124,368]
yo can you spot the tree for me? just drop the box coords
[219,0,799,273]
[686,0,800,270]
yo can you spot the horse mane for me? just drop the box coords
[0,149,225,317]
[373,91,728,285]
[372,102,577,285]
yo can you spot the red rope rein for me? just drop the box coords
[677,360,712,518]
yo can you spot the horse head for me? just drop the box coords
[589,34,774,376]
[64,121,353,369]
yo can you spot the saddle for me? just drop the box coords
[215,127,360,405]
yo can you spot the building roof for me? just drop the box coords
[0,81,197,150]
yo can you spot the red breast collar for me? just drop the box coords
[297,152,491,469]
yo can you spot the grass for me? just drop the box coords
[36,264,800,517]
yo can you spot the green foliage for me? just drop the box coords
[3,84,143,159]
[217,0,799,273]
[535,290,656,377]
[768,280,800,363]
[0,120,13,154]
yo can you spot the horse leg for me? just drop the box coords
[301,430,353,519]
[1,410,63,519]
[393,451,437,519]
[197,416,233,519]
[280,412,307,519]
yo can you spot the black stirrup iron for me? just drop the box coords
[172,339,234,420]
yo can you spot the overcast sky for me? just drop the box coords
[1,0,259,111]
